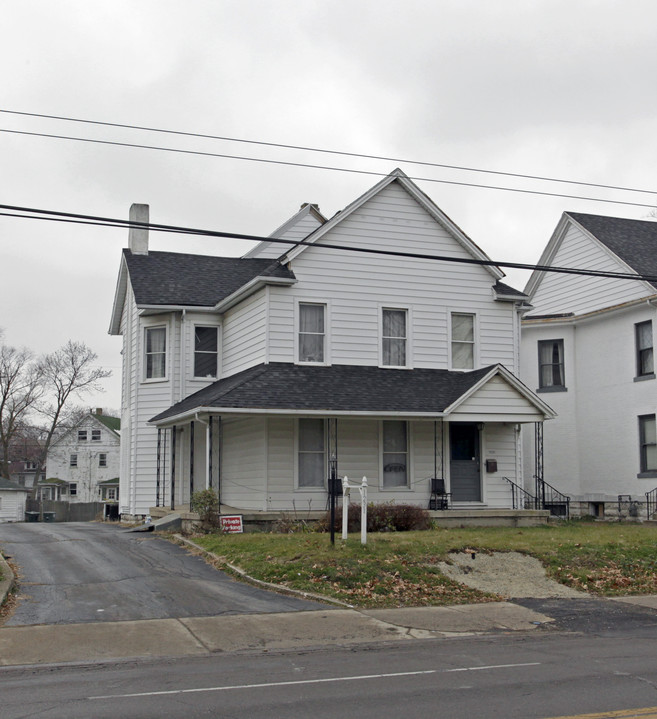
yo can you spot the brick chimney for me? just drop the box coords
[95,408,103,416]
[128,203,149,255]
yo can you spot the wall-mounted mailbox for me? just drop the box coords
[485,459,498,473]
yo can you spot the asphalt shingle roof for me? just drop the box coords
[493,281,528,298]
[0,477,28,491]
[150,362,495,422]
[568,213,657,288]
[124,249,296,306]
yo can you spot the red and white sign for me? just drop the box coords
[220,515,243,533]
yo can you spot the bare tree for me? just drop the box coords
[0,342,43,479]
[34,341,112,481]
[0,336,111,484]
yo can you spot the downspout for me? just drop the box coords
[179,309,187,401]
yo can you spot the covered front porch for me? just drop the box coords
[148,362,556,518]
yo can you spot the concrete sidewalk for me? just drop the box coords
[0,603,554,667]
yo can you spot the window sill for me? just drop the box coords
[634,374,656,383]
[142,377,168,384]
[295,361,331,367]
[536,386,568,393]
[638,471,657,479]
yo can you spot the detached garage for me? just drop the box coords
[0,478,30,522]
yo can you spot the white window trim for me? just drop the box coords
[142,322,169,383]
[378,420,412,491]
[91,429,101,441]
[379,305,413,369]
[447,310,478,371]
[293,418,327,491]
[294,299,331,366]
[191,324,222,381]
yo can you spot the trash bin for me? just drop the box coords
[24,511,40,522]
[42,511,56,523]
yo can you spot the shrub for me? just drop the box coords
[316,502,432,533]
[190,489,221,529]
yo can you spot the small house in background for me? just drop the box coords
[110,169,554,521]
[0,477,30,522]
[521,212,657,518]
[45,409,121,505]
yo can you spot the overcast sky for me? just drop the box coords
[2,0,657,411]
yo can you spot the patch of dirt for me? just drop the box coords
[437,551,583,599]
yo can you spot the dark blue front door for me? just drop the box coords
[449,423,481,502]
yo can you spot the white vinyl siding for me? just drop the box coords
[530,223,650,316]
[244,210,324,260]
[222,290,267,377]
[221,416,267,510]
[266,182,516,371]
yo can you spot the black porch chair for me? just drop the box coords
[429,478,451,510]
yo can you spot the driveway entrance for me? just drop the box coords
[0,522,323,626]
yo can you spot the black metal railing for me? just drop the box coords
[503,476,539,510]
[646,488,657,520]
[535,475,570,518]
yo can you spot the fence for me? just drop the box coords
[25,499,106,522]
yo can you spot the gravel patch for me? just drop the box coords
[438,551,583,599]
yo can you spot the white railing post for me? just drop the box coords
[359,476,368,545]
[341,476,350,540]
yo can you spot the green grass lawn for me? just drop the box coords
[192,523,657,608]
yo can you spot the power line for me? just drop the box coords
[2,202,656,284]
[3,108,656,198]
[2,127,656,211]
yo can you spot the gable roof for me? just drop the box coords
[95,414,121,434]
[568,213,657,289]
[49,412,121,449]
[150,362,553,424]
[280,168,506,282]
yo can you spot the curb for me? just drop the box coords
[0,550,15,608]
[173,534,354,608]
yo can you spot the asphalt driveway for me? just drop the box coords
[0,522,324,626]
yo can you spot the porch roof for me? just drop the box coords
[150,362,554,425]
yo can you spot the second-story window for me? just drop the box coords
[451,313,475,369]
[194,327,218,378]
[538,339,565,391]
[70,454,78,467]
[78,430,87,442]
[145,327,166,379]
[382,309,407,367]
[91,429,101,441]
[299,303,325,363]
[636,321,654,378]
[99,453,107,468]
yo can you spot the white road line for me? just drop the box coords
[87,662,541,700]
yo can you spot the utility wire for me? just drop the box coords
[1,128,657,211]
[2,202,656,284]
[2,108,656,198]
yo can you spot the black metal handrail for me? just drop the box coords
[646,487,657,520]
[503,476,539,510]
[535,475,570,518]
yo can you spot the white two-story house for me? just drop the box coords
[521,212,657,516]
[110,169,554,518]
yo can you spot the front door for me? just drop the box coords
[449,423,481,502]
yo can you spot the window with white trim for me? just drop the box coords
[78,430,87,442]
[70,454,78,467]
[538,339,565,391]
[91,429,101,441]
[69,482,77,496]
[639,415,657,476]
[107,487,117,500]
[451,313,475,369]
[382,420,408,488]
[298,418,325,488]
[298,303,325,363]
[636,321,654,378]
[145,326,166,379]
[194,326,218,378]
[382,308,407,367]
[99,453,107,468]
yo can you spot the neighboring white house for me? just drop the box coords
[110,168,555,518]
[0,478,30,522]
[521,212,657,516]
[45,410,121,504]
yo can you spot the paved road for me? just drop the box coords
[4,627,657,718]
[0,522,323,625]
